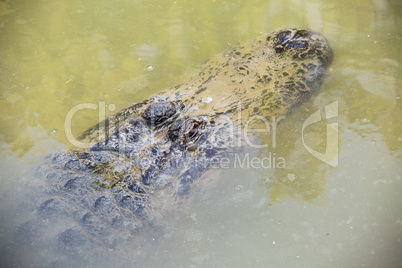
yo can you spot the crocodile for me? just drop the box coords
[6,28,332,266]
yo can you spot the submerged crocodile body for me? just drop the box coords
[7,29,332,266]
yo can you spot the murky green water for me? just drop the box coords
[0,0,401,267]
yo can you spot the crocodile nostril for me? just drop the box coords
[276,30,292,44]
[287,40,308,49]
[293,30,309,39]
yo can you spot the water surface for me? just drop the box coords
[0,0,401,267]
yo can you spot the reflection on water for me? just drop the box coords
[0,0,401,267]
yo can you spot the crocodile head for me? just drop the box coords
[70,28,333,195]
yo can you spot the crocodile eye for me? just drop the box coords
[168,116,207,147]
[184,120,204,141]
[276,30,292,44]
[142,101,183,127]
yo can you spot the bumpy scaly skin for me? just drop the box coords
[13,29,332,265]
